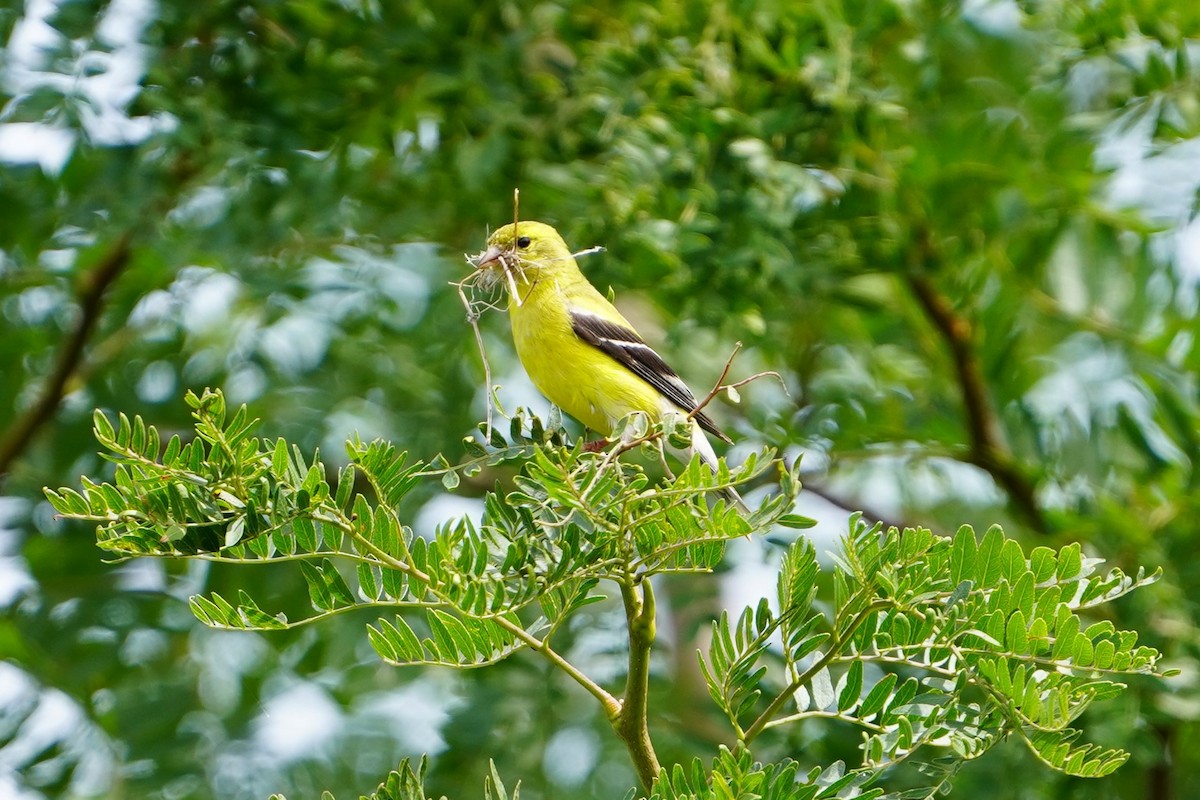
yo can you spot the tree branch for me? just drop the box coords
[800,481,913,534]
[905,265,1047,533]
[1148,721,1175,800]
[614,577,663,790]
[494,614,622,717]
[0,233,134,480]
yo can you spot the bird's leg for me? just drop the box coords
[583,438,611,453]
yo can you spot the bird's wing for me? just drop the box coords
[570,309,732,443]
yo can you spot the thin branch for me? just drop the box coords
[492,613,622,716]
[799,481,913,534]
[719,370,786,396]
[0,233,134,480]
[690,341,743,416]
[688,341,788,423]
[905,264,1047,533]
[764,708,887,734]
[104,548,359,566]
[229,598,433,631]
[454,276,499,441]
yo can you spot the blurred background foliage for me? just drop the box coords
[1,0,1198,798]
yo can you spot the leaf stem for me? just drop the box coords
[348,515,622,715]
[742,600,889,744]
[764,709,887,734]
[492,614,621,716]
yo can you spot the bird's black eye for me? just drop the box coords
[516,236,532,249]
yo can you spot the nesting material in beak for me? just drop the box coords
[469,243,523,302]
[471,244,504,270]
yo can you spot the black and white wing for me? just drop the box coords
[570,310,732,443]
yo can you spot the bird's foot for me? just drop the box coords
[582,438,611,453]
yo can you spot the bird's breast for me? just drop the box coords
[510,284,661,435]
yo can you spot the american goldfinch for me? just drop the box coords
[471,221,740,500]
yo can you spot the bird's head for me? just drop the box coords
[470,221,574,291]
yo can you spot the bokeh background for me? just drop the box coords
[2,1,1199,798]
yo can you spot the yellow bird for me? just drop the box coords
[471,221,739,496]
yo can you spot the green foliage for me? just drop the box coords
[268,757,516,800]
[650,748,883,800]
[6,0,1200,797]
[700,520,1159,792]
[47,388,792,657]
[46,391,1165,798]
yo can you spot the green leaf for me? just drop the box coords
[1005,610,1028,653]
[93,408,116,443]
[163,434,182,465]
[883,678,919,723]
[1029,546,1057,583]
[975,524,1005,587]
[484,760,513,800]
[358,563,380,601]
[837,660,863,712]
[299,559,354,612]
[1052,612,1080,662]
[1000,538,1026,584]
[858,672,897,719]
[272,438,289,480]
[235,590,288,630]
[950,524,977,586]
[293,517,319,552]
[1056,543,1083,581]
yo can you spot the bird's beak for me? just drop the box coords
[471,244,504,270]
